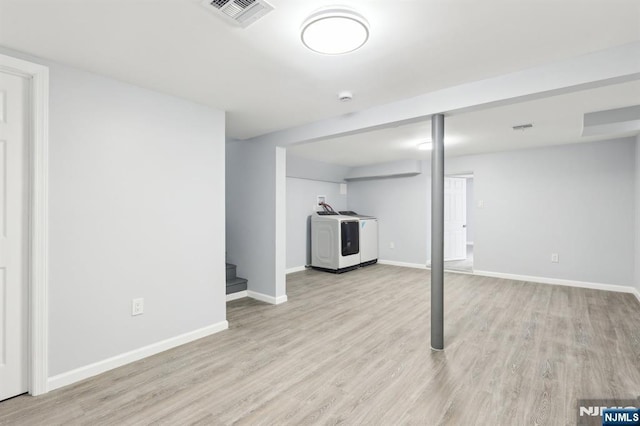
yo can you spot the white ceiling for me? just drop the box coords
[1,0,638,139]
[288,80,640,166]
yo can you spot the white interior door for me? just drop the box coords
[444,177,467,261]
[0,71,28,401]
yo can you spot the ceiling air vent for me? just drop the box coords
[202,0,274,28]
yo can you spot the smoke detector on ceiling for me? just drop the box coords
[201,0,274,28]
[338,91,353,102]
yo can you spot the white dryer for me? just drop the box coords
[311,212,360,273]
[339,211,378,266]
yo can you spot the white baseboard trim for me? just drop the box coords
[286,266,307,274]
[425,266,477,277]
[226,290,248,302]
[247,290,288,305]
[47,320,229,392]
[473,270,638,296]
[378,259,427,270]
[378,261,640,302]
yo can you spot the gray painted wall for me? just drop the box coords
[286,178,347,269]
[43,61,226,375]
[636,135,640,294]
[466,178,474,243]
[347,169,431,265]
[346,139,636,287]
[226,140,278,297]
[447,138,636,286]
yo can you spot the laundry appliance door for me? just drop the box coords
[341,220,360,256]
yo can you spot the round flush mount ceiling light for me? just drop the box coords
[301,8,369,55]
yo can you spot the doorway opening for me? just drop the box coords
[0,53,49,397]
[443,173,474,273]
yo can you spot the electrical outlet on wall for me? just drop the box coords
[316,195,326,211]
[551,253,559,263]
[389,242,395,249]
[132,298,144,316]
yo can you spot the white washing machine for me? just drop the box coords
[311,212,360,273]
[339,211,378,266]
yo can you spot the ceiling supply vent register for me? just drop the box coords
[202,0,274,28]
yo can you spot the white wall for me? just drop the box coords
[636,135,640,294]
[41,62,226,375]
[347,169,431,265]
[286,178,347,270]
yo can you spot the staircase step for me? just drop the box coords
[226,263,237,281]
[226,277,247,294]
[226,277,247,287]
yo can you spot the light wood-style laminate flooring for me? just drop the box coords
[1,265,639,425]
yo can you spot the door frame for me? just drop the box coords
[0,53,49,396]
[443,176,467,261]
